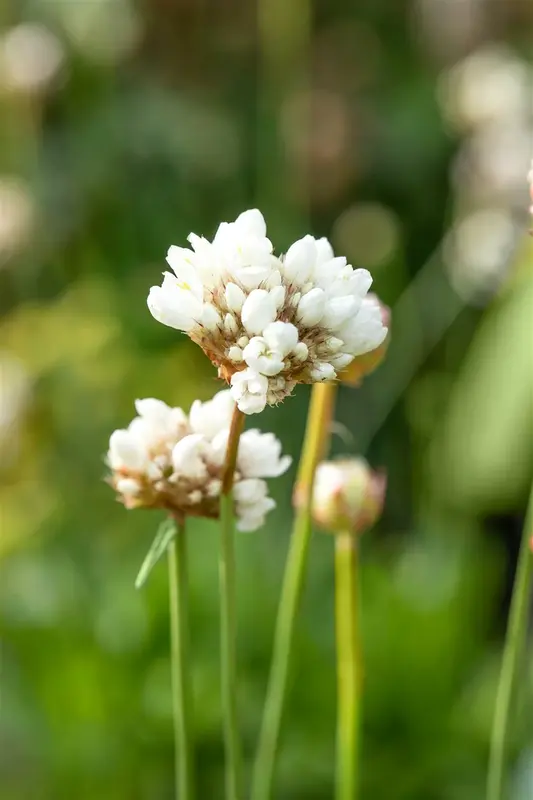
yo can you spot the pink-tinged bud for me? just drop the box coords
[307,458,386,535]
[340,295,390,387]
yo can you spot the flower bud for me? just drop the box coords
[340,295,390,387]
[306,457,386,535]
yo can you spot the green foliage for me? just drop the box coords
[135,518,177,590]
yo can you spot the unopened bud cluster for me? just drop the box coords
[107,390,291,531]
[148,210,388,414]
[308,457,386,535]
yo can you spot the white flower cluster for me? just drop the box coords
[107,390,291,531]
[148,210,388,414]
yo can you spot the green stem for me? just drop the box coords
[220,406,245,800]
[335,532,361,800]
[168,523,195,800]
[487,484,533,800]
[251,382,336,800]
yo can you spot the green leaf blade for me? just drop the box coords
[135,517,177,589]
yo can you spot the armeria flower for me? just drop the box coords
[106,390,291,532]
[147,209,388,414]
[303,457,386,535]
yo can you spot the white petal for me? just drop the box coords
[310,361,336,381]
[296,287,326,327]
[209,429,229,467]
[323,336,344,352]
[322,295,359,328]
[350,268,373,296]
[264,269,282,289]
[201,303,222,330]
[241,289,277,336]
[340,300,388,356]
[330,353,354,369]
[243,337,284,376]
[292,342,309,361]
[230,369,268,415]
[235,393,267,414]
[206,478,222,497]
[283,235,316,284]
[263,321,299,357]
[315,237,334,264]
[116,477,141,495]
[165,246,204,299]
[234,208,267,238]
[228,346,243,362]
[238,429,292,477]
[236,514,266,532]
[233,477,267,504]
[225,282,245,312]
[146,462,163,480]
[189,390,235,438]
[232,265,272,291]
[171,433,208,480]
[230,369,268,393]
[134,398,172,421]
[224,313,238,335]
[147,284,199,332]
[247,372,269,395]
[269,285,286,310]
[108,430,146,470]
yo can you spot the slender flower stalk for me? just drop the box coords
[487,483,533,800]
[335,532,361,800]
[219,405,245,800]
[311,458,385,800]
[251,381,336,800]
[168,521,195,800]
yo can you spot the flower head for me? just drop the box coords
[303,457,386,535]
[106,390,291,531]
[148,210,389,414]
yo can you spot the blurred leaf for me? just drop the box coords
[135,517,176,590]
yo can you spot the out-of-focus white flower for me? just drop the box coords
[445,209,518,303]
[106,390,290,532]
[55,0,140,66]
[452,121,533,208]
[306,457,386,535]
[0,354,31,463]
[0,177,35,265]
[0,24,65,95]
[438,46,532,133]
[148,209,388,414]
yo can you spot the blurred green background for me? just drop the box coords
[1,1,532,798]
